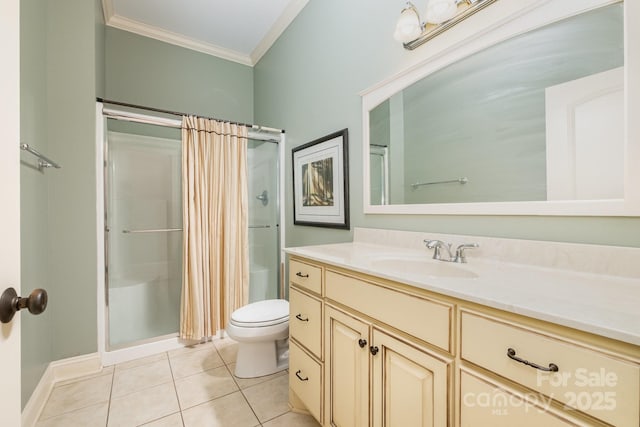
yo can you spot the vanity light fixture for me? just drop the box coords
[394,0,498,50]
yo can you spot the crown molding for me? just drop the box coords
[102,0,309,67]
[250,0,309,65]
[101,0,112,24]
[106,13,253,66]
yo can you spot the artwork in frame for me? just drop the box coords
[292,128,349,229]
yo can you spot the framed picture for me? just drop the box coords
[292,128,349,229]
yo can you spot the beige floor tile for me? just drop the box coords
[174,365,239,409]
[168,341,215,358]
[228,362,287,389]
[115,352,167,371]
[139,412,184,426]
[169,346,224,379]
[213,337,238,365]
[241,375,289,422]
[262,411,321,427]
[112,358,173,398]
[55,365,114,387]
[36,401,109,427]
[108,382,180,427]
[181,391,259,427]
[41,374,112,419]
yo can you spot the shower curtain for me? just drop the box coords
[180,116,249,340]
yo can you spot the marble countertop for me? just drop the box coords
[285,241,640,346]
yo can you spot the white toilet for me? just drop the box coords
[225,299,289,378]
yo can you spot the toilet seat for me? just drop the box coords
[230,299,289,328]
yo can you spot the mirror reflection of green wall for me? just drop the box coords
[369,3,623,205]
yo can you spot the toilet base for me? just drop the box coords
[234,338,289,378]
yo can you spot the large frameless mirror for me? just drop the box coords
[362,0,640,216]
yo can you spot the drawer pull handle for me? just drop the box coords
[507,348,559,372]
[370,346,379,355]
[296,272,309,278]
[295,314,309,322]
[295,370,309,381]
[358,339,367,348]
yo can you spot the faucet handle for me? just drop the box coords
[453,243,479,263]
[424,240,452,260]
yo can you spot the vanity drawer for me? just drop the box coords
[289,259,322,295]
[460,369,590,427]
[290,340,322,424]
[461,310,640,427]
[289,287,322,358]
[325,270,452,352]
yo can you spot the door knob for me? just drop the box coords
[0,287,48,323]
[358,339,367,348]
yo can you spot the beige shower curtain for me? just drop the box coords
[180,116,249,340]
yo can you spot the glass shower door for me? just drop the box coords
[247,139,281,302]
[105,123,182,349]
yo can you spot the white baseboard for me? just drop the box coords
[21,353,102,427]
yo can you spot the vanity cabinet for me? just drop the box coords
[459,369,590,426]
[324,306,370,427]
[324,304,451,427]
[287,255,640,427]
[460,310,640,427]
[288,259,325,424]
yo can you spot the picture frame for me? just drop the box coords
[292,128,349,229]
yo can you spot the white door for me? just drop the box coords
[545,67,624,200]
[0,0,22,425]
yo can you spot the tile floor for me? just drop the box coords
[36,338,320,427]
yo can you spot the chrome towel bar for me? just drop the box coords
[20,143,62,171]
[411,177,468,189]
[121,225,272,234]
[122,228,182,234]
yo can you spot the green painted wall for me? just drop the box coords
[46,0,99,361]
[20,0,53,408]
[20,0,104,407]
[105,27,254,122]
[254,0,640,248]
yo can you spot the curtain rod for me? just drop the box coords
[96,97,284,134]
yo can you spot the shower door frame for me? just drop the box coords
[95,102,286,366]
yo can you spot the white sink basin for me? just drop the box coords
[374,257,478,279]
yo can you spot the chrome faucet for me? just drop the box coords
[424,240,453,261]
[452,243,479,263]
[424,240,479,263]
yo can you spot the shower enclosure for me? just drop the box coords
[100,110,283,353]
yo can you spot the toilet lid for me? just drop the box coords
[230,299,289,327]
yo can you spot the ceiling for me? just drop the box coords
[102,0,309,66]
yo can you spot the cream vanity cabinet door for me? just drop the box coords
[371,329,450,427]
[324,306,370,427]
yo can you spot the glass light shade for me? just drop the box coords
[394,6,423,43]
[425,0,458,24]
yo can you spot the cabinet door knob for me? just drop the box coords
[295,313,309,322]
[295,370,309,381]
[0,287,48,323]
[295,272,309,278]
[507,348,559,372]
[358,338,367,348]
[370,346,379,355]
